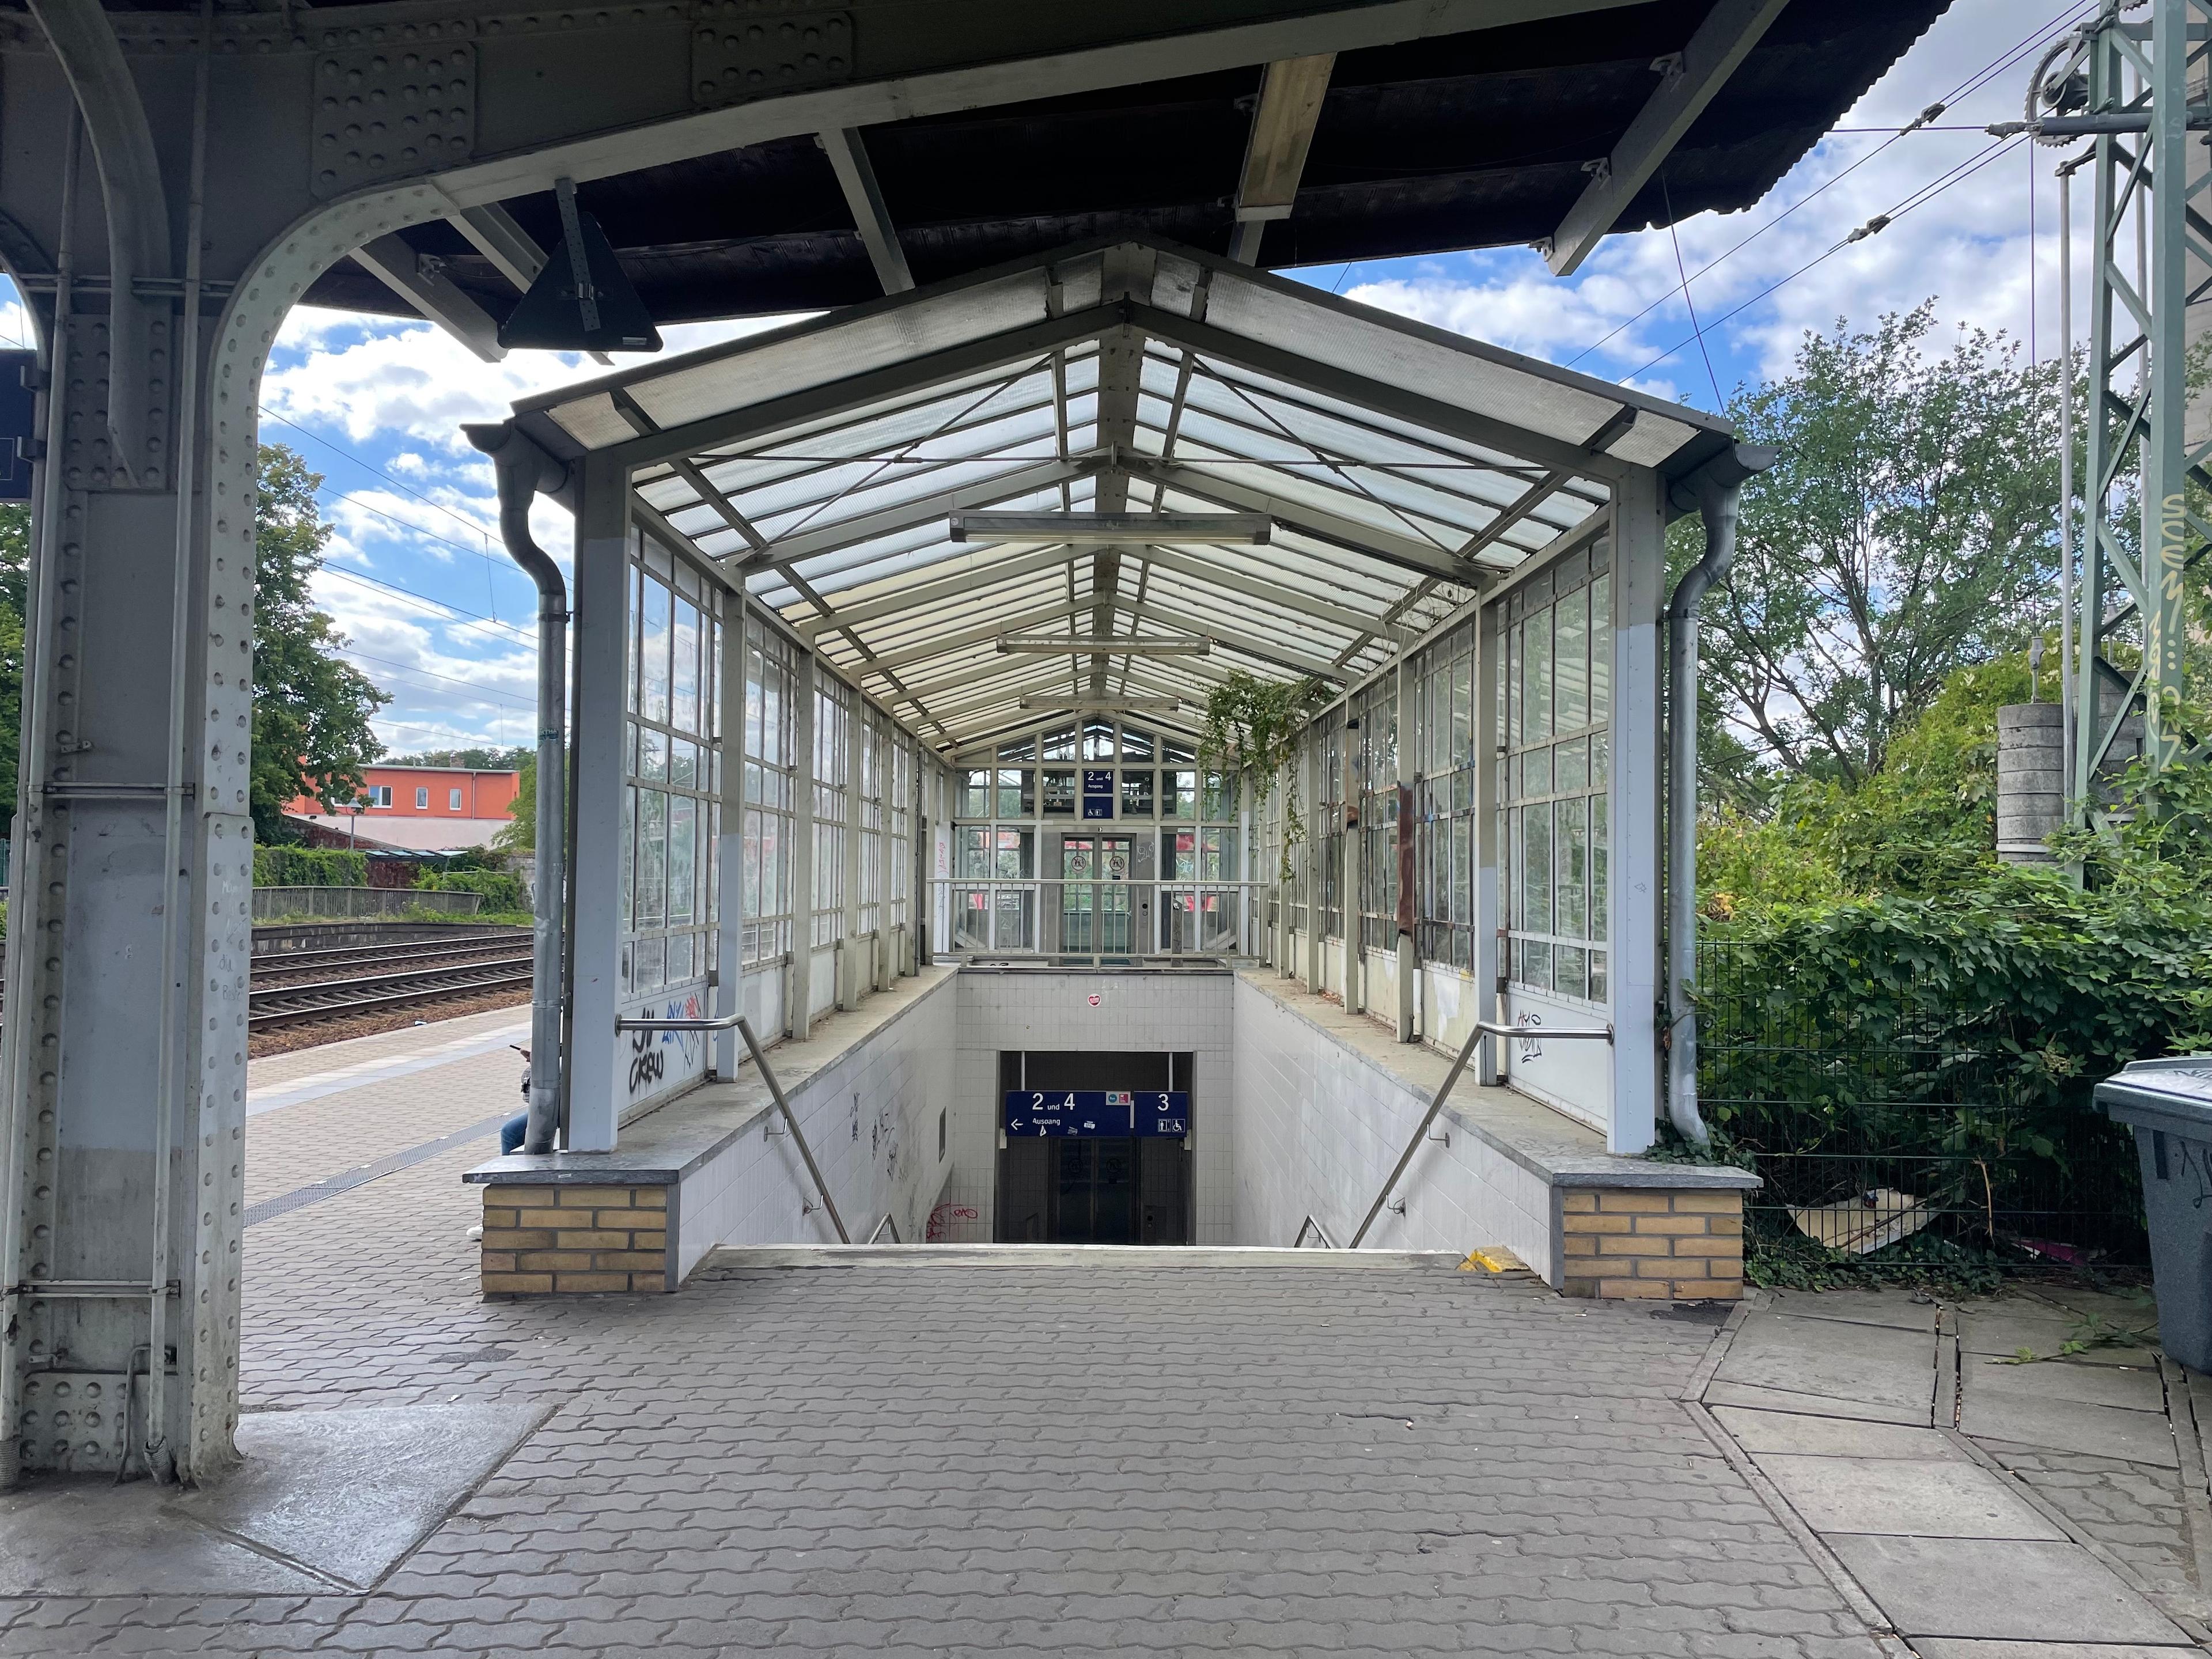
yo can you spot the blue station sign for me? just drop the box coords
[1004,1089,1190,1138]
[1081,768,1116,820]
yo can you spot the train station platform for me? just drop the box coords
[0,1014,2199,1655]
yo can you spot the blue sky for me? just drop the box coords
[0,0,2080,759]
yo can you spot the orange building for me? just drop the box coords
[285,764,521,852]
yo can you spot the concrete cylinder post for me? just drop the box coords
[1996,703,2066,864]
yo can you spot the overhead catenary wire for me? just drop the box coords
[1661,172,1723,408]
[1618,133,2031,385]
[1567,1,2096,371]
[338,646,536,704]
[317,562,537,644]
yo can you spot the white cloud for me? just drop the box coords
[1320,0,2078,397]
[264,309,794,451]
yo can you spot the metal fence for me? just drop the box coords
[1695,939,2147,1268]
[251,885,483,921]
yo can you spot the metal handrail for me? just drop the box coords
[1293,1214,1339,1249]
[867,1213,902,1244]
[929,874,1257,957]
[1346,1017,1613,1248]
[613,1010,850,1244]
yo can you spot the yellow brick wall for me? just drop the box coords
[1559,1188,1743,1301]
[479,1183,671,1296]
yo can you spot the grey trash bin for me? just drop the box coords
[2094,1055,2212,1372]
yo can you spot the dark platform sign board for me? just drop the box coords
[1081,768,1115,820]
[1004,1089,1190,1138]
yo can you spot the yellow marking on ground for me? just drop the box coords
[1460,1247,1527,1274]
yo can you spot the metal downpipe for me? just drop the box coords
[468,425,570,1155]
[1664,445,1772,1146]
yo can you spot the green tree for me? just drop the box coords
[495,753,536,853]
[1677,305,2061,797]
[0,448,387,846]
[249,445,388,841]
[387,744,531,771]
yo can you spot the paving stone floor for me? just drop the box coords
[5,1017,2203,1656]
[1711,1285,2208,1653]
[0,1021,1902,1657]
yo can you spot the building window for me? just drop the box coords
[813,676,849,949]
[1119,769,1154,817]
[415,786,429,809]
[449,787,463,811]
[959,768,990,819]
[858,708,887,938]
[366,785,392,809]
[1353,680,1396,954]
[742,626,796,967]
[622,532,721,999]
[1500,541,1611,1005]
[1041,768,1076,814]
[889,731,912,936]
[1413,625,1474,970]
[955,825,1033,949]
[1316,711,1345,942]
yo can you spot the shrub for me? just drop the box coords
[415,866,527,912]
[252,846,366,888]
[1697,864,2212,1267]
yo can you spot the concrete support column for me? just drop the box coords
[1609,476,1665,1153]
[787,652,817,1040]
[713,586,748,1080]
[566,456,631,1153]
[1474,604,1503,1086]
[1394,648,1416,1043]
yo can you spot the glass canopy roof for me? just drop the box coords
[507,237,1734,755]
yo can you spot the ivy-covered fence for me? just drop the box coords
[1694,881,2212,1271]
[251,846,367,888]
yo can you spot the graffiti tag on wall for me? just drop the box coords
[626,993,703,1099]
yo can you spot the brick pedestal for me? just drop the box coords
[479,1183,674,1296]
[1560,1188,1743,1300]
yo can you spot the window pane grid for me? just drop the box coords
[623,534,721,1001]
[1500,541,1610,1005]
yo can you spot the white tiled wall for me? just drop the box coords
[1231,978,1558,1280]
[677,975,958,1277]
[946,969,1238,1244]
[673,964,1568,1277]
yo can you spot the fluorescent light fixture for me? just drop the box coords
[950,511,1270,545]
[997,634,1211,656]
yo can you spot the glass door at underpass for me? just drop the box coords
[997,1051,1193,1245]
[1060,835,1135,956]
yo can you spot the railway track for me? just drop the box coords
[250,935,536,986]
[0,925,537,1036]
[248,952,535,1031]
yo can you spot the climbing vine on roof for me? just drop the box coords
[1199,671,1327,876]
